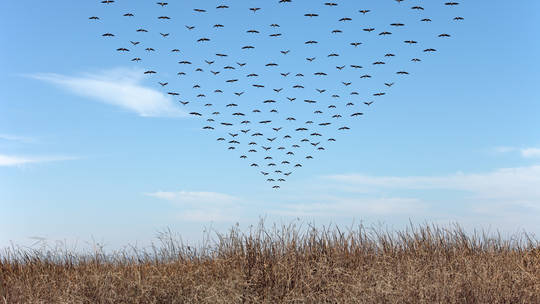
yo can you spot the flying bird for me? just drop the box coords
[93,0,465,189]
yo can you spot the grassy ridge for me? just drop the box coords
[1,222,539,303]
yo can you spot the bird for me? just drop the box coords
[93,0,465,189]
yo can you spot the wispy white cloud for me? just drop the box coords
[521,148,540,158]
[269,165,540,235]
[0,134,35,143]
[29,68,185,118]
[145,191,238,204]
[177,209,238,222]
[145,190,241,222]
[326,165,540,210]
[0,154,77,167]
[275,196,426,217]
[493,146,540,159]
[493,146,516,154]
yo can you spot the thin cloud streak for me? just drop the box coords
[521,148,540,158]
[0,154,77,167]
[494,146,540,159]
[29,68,186,118]
[0,134,35,143]
[275,196,426,217]
[326,165,540,208]
[145,191,239,204]
[145,190,242,222]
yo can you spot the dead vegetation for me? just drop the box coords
[1,221,539,303]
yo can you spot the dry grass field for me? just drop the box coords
[1,221,539,303]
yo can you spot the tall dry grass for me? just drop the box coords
[1,221,539,303]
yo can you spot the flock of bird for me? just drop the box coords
[91,0,464,189]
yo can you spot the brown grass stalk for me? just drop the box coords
[1,221,539,303]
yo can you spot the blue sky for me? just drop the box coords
[1,0,539,253]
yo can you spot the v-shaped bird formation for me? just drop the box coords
[90,0,464,189]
